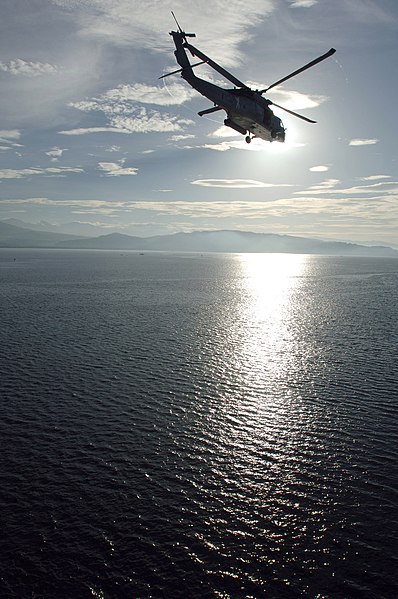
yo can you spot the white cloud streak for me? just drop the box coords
[295,180,398,196]
[0,166,83,179]
[191,179,293,189]
[309,165,329,172]
[0,59,58,76]
[59,127,128,135]
[349,138,379,146]
[289,0,318,7]
[360,175,391,181]
[97,161,138,176]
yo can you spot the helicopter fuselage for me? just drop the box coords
[184,70,285,142]
[171,31,285,143]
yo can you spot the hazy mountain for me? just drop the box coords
[2,218,104,237]
[1,221,397,256]
[0,221,86,247]
[58,228,398,256]
[58,232,145,249]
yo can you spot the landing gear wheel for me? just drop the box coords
[245,135,251,144]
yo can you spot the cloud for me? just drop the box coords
[210,126,241,138]
[349,138,379,146]
[45,146,67,160]
[0,166,83,179]
[289,0,318,7]
[0,197,127,209]
[68,97,194,134]
[191,179,292,189]
[97,161,138,176]
[262,89,327,111]
[198,141,249,152]
[295,179,398,196]
[111,112,194,133]
[105,83,195,106]
[0,130,21,140]
[310,166,329,172]
[245,81,328,111]
[0,130,23,147]
[59,126,129,135]
[49,0,276,65]
[0,59,58,77]
[360,175,391,181]
[296,179,340,193]
[169,134,196,142]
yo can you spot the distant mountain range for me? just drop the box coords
[2,218,108,237]
[1,220,397,257]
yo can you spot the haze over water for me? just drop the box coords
[1,249,397,598]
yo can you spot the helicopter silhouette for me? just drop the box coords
[161,12,335,143]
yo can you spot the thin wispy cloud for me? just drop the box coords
[105,83,195,106]
[0,59,58,76]
[210,127,241,139]
[191,179,292,189]
[169,134,196,142]
[59,127,128,136]
[0,198,127,208]
[296,179,340,193]
[289,0,318,7]
[0,166,83,179]
[49,0,276,65]
[349,138,379,146]
[0,130,23,147]
[97,161,138,176]
[45,146,67,160]
[295,180,398,196]
[360,175,391,181]
[248,88,328,111]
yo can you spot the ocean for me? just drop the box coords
[0,249,397,598]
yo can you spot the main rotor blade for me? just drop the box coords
[261,48,336,93]
[171,11,183,33]
[269,101,317,123]
[159,61,206,79]
[185,43,247,88]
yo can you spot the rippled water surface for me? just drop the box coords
[1,249,397,598]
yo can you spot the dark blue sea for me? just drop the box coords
[1,249,397,599]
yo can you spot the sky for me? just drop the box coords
[1,0,398,246]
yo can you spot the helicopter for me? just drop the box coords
[160,12,336,143]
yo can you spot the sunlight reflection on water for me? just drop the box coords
[207,253,315,482]
[237,252,308,386]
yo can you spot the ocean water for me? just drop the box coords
[0,249,397,599]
